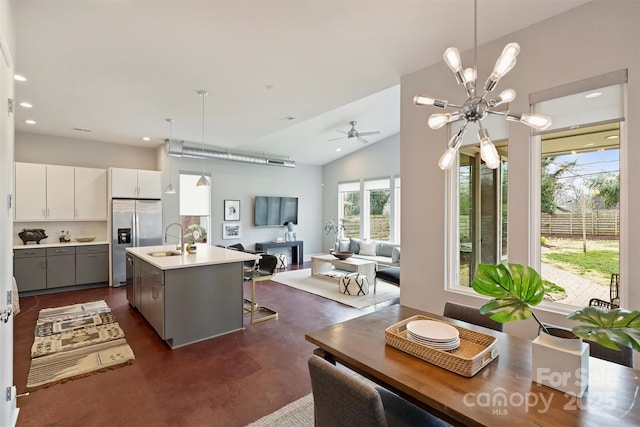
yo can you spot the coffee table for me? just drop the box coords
[310,254,377,292]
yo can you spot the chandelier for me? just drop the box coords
[414,0,551,170]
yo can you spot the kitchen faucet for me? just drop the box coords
[164,223,184,253]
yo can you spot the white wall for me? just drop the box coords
[159,145,323,259]
[15,132,157,170]
[322,133,400,250]
[400,0,640,343]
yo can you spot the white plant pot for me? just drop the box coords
[531,327,589,397]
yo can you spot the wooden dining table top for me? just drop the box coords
[305,304,640,427]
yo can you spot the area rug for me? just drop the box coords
[272,269,399,309]
[246,394,313,427]
[26,300,135,391]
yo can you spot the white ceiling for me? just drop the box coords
[14,0,588,166]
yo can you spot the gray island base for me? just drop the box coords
[127,244,259,349]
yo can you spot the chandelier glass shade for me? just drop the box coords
[414,1,551,170]
[196,90,210,187]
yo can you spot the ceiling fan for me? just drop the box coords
[329,120,381,144]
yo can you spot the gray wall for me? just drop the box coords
[322,133,400,250]
[15,132,158,170]
[159,146,323,259]
[14,132,323,259]
[400,0,640,348]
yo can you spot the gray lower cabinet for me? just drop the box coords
[14,244,109,293]
[76,244,109,284]
[138,260,164,338]
[46,247,76,288]
[14,248,47,292]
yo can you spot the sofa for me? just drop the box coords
[335,238,400,269]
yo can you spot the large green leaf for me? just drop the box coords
[472,263,545,324]
[568,306,640,351]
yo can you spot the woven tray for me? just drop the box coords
[385,315,499,377]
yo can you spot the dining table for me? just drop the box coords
[305,304,640,427]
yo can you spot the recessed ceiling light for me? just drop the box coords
[19,102,33,108]
[585,92,602,99]
[585,143,594,147]
[336,148,342,152]
[24,119,36,125]
[284,116,295,121]
[606,135,619,139]
[14,74,27,82]
[142,137,151,141]
[73,127,92,133]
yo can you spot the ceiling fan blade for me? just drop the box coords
[329,136,347,141]
[335,130,349,135]
[357,131,381,137]
[357,137,370,144]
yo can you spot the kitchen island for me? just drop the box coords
[126,244,259,349]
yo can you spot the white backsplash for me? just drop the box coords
[13,221,108,245]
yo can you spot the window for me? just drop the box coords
[179,172,211,243]
[338,182,360,238]
[364,179,391,241]
[449,114,509,288]
[338,178,400,243]
[534,82,622,307]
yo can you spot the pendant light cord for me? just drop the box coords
[474,0,477,73]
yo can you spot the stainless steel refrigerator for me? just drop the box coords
[112,199,163,291]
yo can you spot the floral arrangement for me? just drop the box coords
[323,219,345,237]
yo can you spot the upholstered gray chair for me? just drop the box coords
[308,355,447,427]
[443,301,504,332]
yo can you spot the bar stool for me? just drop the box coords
[243,254,279,324]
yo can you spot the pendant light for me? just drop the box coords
[414,0,552,170]
[164,118,176,194]
[196,90,210,187]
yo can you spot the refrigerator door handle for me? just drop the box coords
[133,213,138,247]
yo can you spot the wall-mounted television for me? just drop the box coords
[254,196,298,227]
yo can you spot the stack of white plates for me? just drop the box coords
[406,320,460,351]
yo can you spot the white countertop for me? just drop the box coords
[13,240,109,249]
[126,244,260,270]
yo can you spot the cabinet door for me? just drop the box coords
[14,253,47,292]
[75,167,107,220]
[14,162,47,220]
[46,247,76,288]
[46,165,75,220]
[148,281,165,338]
[110,168,139,198]
[137,170,162,199]
[75,245,108,284]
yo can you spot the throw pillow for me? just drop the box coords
[359,240,377,256]
[337,239,351,252]
[392,246,401,263]
[377,242,396,257]
[349,238,361,254]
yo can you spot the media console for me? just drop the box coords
[255,240,304,264]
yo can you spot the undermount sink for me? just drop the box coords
[148,251,183,257]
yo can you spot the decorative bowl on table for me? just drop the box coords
[75,236,96,242]
[332,251,354,260]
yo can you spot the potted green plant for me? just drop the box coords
[472,263,640,396]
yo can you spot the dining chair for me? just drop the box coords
[307,355,448,427]
[443,301,504,332]
[243,254,278,324]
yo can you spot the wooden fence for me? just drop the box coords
[460,210,619,238]
[541,211,619,237]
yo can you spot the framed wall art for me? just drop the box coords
[224,200,240,221]
[222,222,241,239]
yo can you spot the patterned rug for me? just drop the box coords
[26,300,135,391]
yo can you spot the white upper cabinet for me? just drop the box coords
[14,162,47,220]
[75,167,107,220]
[14,162,108,222]
[46,165,75,220]
[110,168,161,199]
